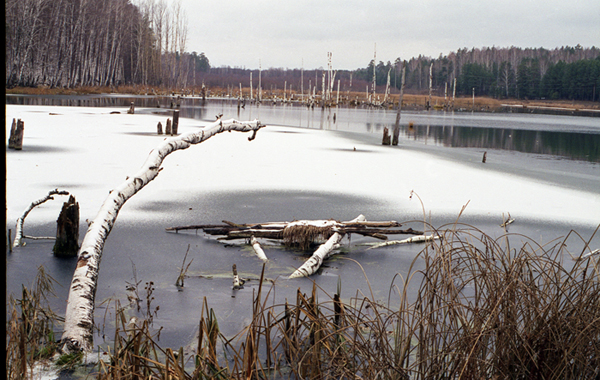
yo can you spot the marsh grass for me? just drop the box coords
[6,266,64,379]
[7,224,600,379]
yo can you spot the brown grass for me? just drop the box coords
[7,224,600,379]
[8,85,598,112]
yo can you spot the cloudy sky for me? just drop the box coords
[173,0,600,70]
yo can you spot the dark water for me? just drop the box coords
[5,94,600,377]
[7,94,600,162]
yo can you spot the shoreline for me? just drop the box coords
[6,86,600,117]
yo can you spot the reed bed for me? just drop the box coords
[7,224,599,379]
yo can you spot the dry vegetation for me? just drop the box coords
[6,223,599,379]
[7,85,599,113]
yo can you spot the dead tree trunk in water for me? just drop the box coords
[172,110,179,134]
[382,127,391,145]
[53,195,80,257]
[60,118,264,354]
[8,119,24,150]
[393,62,406,146]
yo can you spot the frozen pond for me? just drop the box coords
[5,95,600,371]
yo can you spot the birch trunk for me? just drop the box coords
[61,118,264,353]
[288,231,344,279]
[288,215,365,279]
[250,236,268,261]
[13,189,70,248]
[366,234,439,249]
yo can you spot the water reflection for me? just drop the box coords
[404,124,600,162]
[7,94,599,162]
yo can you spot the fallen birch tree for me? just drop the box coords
[166,214,427,278]
[61,118,264,354]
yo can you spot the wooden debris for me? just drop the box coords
[250,236,268,261]
[53,195,80,257]
[500,213,515,229]
[382,127,391,145]
[580,248,599,259]
[165,118,172,135]
[172,110,179,135]
[366,234,439,250]
[157,121,163,135]
[13,189,70,248]
[232,264,244,289]
[166,217,422,248]
[8,118,24,150]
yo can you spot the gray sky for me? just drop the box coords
[175,0,600,70]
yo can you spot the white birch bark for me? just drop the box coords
[366,234,439,250]
[288,215,365,279]
[250,236,268,261]
[288,231,344,279]
[60,118,264,353]
[13,189,70,248]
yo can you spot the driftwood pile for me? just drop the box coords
[167,215,434,279]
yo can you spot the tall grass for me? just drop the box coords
[7,224,599,379]
[6,266,64,379]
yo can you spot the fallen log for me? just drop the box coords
[166,215,426,279]
[289,231,344,279]
[365,234,440,250]
[166,218,422,247]
[289,214,366,278]
[61,118,264,354]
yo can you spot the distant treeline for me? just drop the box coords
[5,0,599,102]
[354,46,600,101]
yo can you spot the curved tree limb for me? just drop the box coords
[13,189,70,248]
[61,118,264,353]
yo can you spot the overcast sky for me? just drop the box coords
[173,0,600,70]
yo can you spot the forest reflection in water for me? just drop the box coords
[401,123,600,162]
[7,94,599,162]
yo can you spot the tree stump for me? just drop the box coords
[382,127,391,145]
[165,118,172,135]
[53,195,80,257]
[172,110,179,135]
[8,118,24,150]
[157,121,163,135]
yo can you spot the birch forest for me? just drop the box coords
[5,0,207,89]
[5,0,600,102]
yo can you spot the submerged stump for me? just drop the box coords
[8,118,24,150]
[165,118,172,135]
[172,110,179,135]
[382,127,391,145]
[53,195,80,257]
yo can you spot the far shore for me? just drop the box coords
[6,85,600,117]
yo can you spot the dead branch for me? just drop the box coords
[13,189,70,248]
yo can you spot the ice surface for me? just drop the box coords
[6,104,600,229]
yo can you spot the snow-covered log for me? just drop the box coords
[60,118,264,353]
[13,189,70,248]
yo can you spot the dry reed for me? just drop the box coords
[7,224,599,379]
